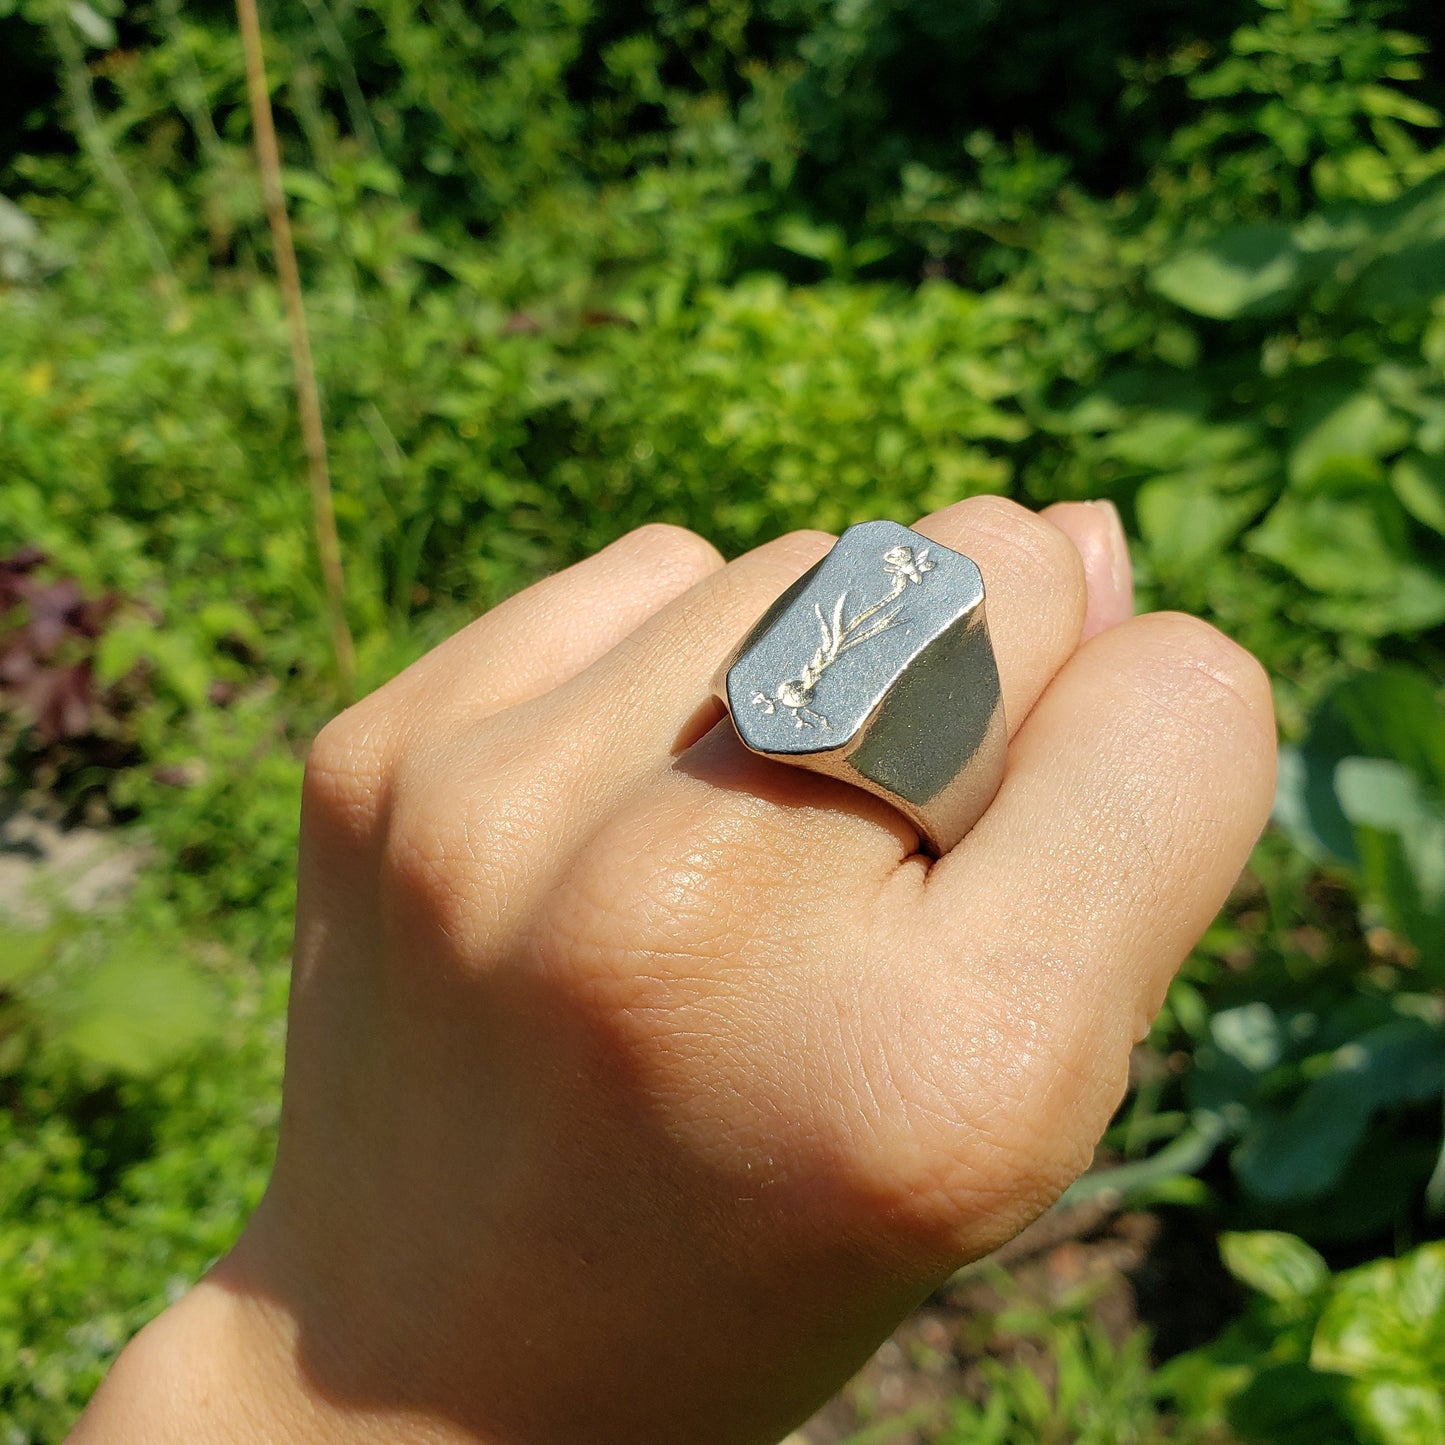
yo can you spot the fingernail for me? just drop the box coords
[1087,499,1133,631]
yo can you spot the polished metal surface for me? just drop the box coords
[713,520,1006,855]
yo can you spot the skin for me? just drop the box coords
[72,497,1276,1445]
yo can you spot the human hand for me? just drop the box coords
[75,498,1275,1445]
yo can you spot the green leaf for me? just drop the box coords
[52,937,220,1077]
[1275,668,1445,970]
[1288,391,1410,490]
[1335,757,1439,834]
[1211,1002,1285,1073]
[95,617,213,708]
[195,600,262,648]
[0,926,57,988]
[67,1,116,48]
[1226,1361,1354,1445]
[1248,492,1445,632]
[1151,223,1303,319]
[1233,1019,1445,1204]
[1324,670,1445,789]
[773,217,857,274]
[1220,1231,1331,1305]
[1392,453,1445,535]
[1336,761,1445,964]
[1275,744,1358,865]
[1348,1380,1445,1445]
[1187,1003,1284,1122]
[1357,84,1443,129]
[1138,471,1271,574]
[1101,414,1256,471]
[145,630,212,710]
[93,620,151,688]
[1357,240,1445,312]
[1313,1243,1445,1382]
[1059,1113,1227,1208]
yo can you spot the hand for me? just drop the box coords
[75,498,1275,1445]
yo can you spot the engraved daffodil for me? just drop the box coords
[881,544,936,586]
[752,543,937,729]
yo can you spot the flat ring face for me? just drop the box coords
[713,520,1006,856]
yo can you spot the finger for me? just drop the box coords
[913,495,1086,738]
[1039,500,1134,641]
[368,530,843,930]
[389,523,724,721]
[302,524,722,846]
[888,614,1275,1235]
[519,497,1089,879]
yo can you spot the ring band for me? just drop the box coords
[713,520,1006,856]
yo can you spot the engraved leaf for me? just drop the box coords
[836,608,900,655]
[830,592,847,654]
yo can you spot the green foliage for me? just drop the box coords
[938,1293,1219,1445]
[1277,666,1445,979]
[2,0,1445,1438]
[0,902,280,1443]
[1016,164,1445,710]
[1159,0,1445,213]
[1164,1234,1445,1445]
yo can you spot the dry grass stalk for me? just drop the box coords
[235,0,357,700]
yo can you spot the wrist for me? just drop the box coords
[69,1231,488,1445]
[70,1268,298,1443]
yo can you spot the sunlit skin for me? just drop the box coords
[73,497,1276,1445]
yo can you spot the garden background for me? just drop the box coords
[3,0,1445,1439]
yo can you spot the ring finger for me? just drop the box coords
[509,496,1094,879]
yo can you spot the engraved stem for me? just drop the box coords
[843,574,906,637]
[751,545,930,728]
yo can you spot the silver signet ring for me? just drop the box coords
[712,520,1006,857]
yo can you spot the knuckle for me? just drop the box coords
[379,769,501,957]
[379,729,561,956]
[1135,612,1276,740]
[302,701,394,843]
[536,807,754,996]
[956,493,1034,529]
[885,1122,1094,1261]
[937,498,1087,645]
[969,494,1084,579]
[623,522,725,582]
[378,717,604,960]
[775,526,838,556]
[833,1110,1082,1271]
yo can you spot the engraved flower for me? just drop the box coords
[881,545,936,586]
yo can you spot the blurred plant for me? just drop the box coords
[1277,666,1445,983]
[1076,674,1445,1243]
[0,913,220,1086]
[235,0,355,700]
[1015,167,1445,724]
[1,0,1445,1437]
[1077,664,1445,1243]
[1163,1232,1445,1444]
[0,903,278,1444]
[0,548,135,807]
[1158,0,1445,213]
[938,1291,1220,1445]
